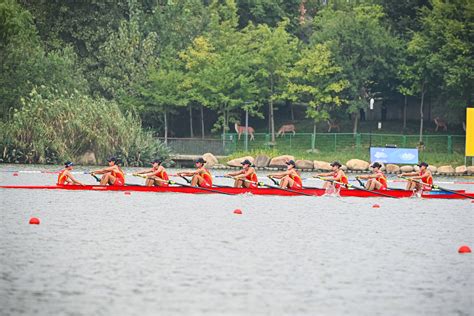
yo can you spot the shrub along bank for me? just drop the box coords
[0,88,169,166]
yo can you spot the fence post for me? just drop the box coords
[356,133,361,150]
[447,135,452,154]
[311,133,315,151]
[402,135,407,147]
[265,134,270,149]
[334,133,337,151]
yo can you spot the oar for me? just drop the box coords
[236,177,315,197]
[401,177,474,199]
[354,175,404,191]
[90,173,100,182]
[314,176,398,199]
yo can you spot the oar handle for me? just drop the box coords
[90,173,100,182]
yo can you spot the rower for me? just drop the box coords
[226,159,258,188]
[133,158,169,187]
[356,162,387,191]
[399,161,433,191]
[57,161,84,185]
[91,157,125,186]
[315,161,348,190]
[177,157,212,187]
[268,160,302,189]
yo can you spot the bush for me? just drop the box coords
[0,88,169,166]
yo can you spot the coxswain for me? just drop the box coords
[133,158,169,187]
[177,157,212,187]
[57,161,84,185]
[356,162,387,190]
[91,157,125,186]
[268,160,302,189]
[399,161,433,191]
[315,161,348,190]
[226,159,258,188]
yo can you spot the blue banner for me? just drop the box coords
[370,147,418,164]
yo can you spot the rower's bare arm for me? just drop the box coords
[399,172,417,177]
[226,170,243,177]
[314,172,331,178]
[68,173,84,185]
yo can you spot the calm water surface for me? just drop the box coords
[0,164,473,315]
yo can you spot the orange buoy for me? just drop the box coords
[124,192,131,195]
[233,209,242,215]
[372,204,380,208]
[29,217,40,225]
[13,172,19,176]
[458,245,471,253]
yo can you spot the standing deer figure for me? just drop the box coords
[234,122,255,140]
[434,117,447,132]
[277,124,296,137]
[327,119,340,132]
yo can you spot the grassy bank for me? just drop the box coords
[224,149,468,167]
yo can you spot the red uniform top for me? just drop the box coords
[154,169,169,180]
[111,168,125,186]
[375,170,387,190]
[57,170,68,185]
[199,168,212,187]
[333,171,348,189]
[245,171,258,183]
[420,170,433,189]
[153,168,169,187]
[290,173,303,189]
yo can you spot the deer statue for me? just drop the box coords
[234,122,255,141]
[277,124,296,137]
[327,119,341,132]
[434,117,447,132]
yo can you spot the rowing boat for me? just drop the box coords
[1,184,472,199]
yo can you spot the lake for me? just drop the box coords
[1,164,473,315]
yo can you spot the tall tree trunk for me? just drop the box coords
[222,106,227,147]
[200,104,205,139]
[403,95,407,129]
[269,75,275,142]
[163,110,168,145]
[352,112,359,136]
[312,121,317,150]
[189,105,194,138]
[290,102,294,121]
[419,82,426,143]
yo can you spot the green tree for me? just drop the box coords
[311,5,402,134]
[285,43,349,142]
[246,19,299,142]
[0,0,87,119]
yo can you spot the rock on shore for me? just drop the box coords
[346,159,369,171]
[227,156,254,167]
[269,155,294,168]
[203,153,218,168]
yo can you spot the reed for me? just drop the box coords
[0,88,169,166]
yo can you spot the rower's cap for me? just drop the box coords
[65,161,74,167]
[195,157,206,164]
[151,158,163,164]
[241,159,252,166]
[286,160,296,166]
[330,161,342,167]
[107,157,117,162]
[417,162,429,167]
[371,162,382,169]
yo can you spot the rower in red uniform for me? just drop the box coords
[177,157,213,187]
[57,161,84,185]
[91,157,125,186]
[268,160,303,189]
[315,161,348,190]
[357,162,387,190]
[399,161,433,191]
[133,158,169,187]
[226,159,258,188]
